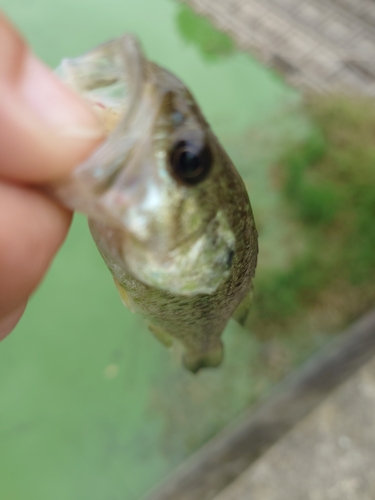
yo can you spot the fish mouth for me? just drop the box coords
[50,35,162,225]
[121,210,236,296]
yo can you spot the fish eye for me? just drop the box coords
[170,140,212,185]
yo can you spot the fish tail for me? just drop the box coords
[183,341,224,374]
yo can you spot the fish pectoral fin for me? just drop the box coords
[232,289,253,327]
[113,278,136,313]
[148,323,174,348]
[183,342,224,374]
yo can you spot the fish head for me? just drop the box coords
[53,35,240,296]
[116,65,238,295]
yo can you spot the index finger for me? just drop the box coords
[0,14,104,184]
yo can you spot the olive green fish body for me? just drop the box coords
[52,35,258,372]
[89,134,257,372]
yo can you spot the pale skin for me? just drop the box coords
[0,14,104,339]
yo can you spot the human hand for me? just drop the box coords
[0,14,104,339]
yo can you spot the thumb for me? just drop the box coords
[0,14,104,184]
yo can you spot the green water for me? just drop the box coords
[0,1,306,499]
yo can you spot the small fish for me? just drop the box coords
[51,35,258,372]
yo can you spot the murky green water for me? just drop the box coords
[0,1,307,499]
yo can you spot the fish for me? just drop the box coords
[51,34,258,373]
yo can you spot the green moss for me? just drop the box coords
[283,128,326,201]
[296,182,341,225]
[251,94,375,334]
[252,252,326,324]
[176,4,236,61]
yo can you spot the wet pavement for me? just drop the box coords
[212,354,375,500]
[180,0,375,94]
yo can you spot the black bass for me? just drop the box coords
[51,35,258,372]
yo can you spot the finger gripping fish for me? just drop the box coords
[51,35,258,373]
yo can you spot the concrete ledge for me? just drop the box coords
[179,0,375,94]
[213,352,375,500]
[144,310,375,500]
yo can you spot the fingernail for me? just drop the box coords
[19,55,104,139]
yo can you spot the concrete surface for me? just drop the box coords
[180,0,375,94]
[212,355,375,500]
